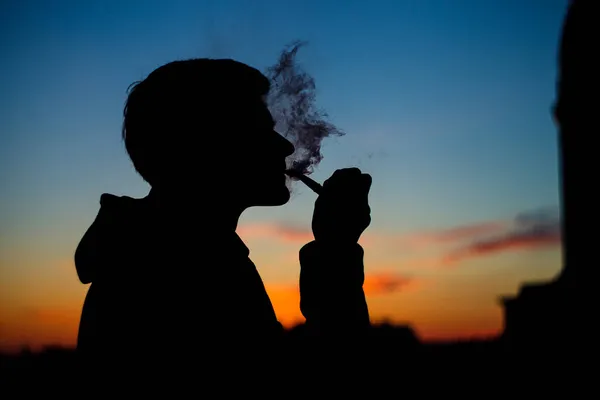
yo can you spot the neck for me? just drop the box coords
[147,187,245,232]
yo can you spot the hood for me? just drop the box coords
[74,193,137,284]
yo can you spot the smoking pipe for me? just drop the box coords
[285,170,323,194]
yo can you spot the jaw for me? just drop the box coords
[251,184,291,207]
[259,191,291,207]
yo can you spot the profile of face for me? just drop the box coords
[232,98,295,207]
[158,95,293,210]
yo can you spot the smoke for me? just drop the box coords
[441,207,562,265]
[265,40,345,176]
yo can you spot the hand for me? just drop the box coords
[312,168,372,244]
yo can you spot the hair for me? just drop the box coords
[122,58,271,185]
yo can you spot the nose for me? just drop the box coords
[275,131,295,157]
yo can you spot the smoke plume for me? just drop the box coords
[265,40,345,176]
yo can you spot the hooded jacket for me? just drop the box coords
[75,192,369,364]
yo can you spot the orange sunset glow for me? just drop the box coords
[0,214,562,353]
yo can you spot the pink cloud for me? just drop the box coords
[237,206,562,268]
[398,221,508,249]
[441,207,562,266]
[265,272,418,299]
[237,223,313,243]
[363,273,417,296]
[442,228,561,266]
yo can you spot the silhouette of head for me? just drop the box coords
[122,59,295,208]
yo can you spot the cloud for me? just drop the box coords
[263,272,417,328]
[399,221,508,249]
[423,222,508,243]
[237,222,313,243]
[441,207,561,265]
[397,257,444,270]
[265,272,416,302]
[238,222,435,250]
[237,206,561,269]
[238,223,376,247]
[363,273,417,296]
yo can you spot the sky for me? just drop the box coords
[0,0,568,352]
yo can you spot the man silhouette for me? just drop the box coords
[74,59,372,372]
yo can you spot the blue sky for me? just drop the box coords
[0,0,569,348]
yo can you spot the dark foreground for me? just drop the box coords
[0,323,504,377]
[3,322,575,394]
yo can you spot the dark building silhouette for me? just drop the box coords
[500,0,588,356]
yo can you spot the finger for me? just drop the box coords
[337,171,370,195]
[323,168,362,188]
[328,168,361,181]
[339,167,362,175]
[359,179,371,207]
[361,173,372,192]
